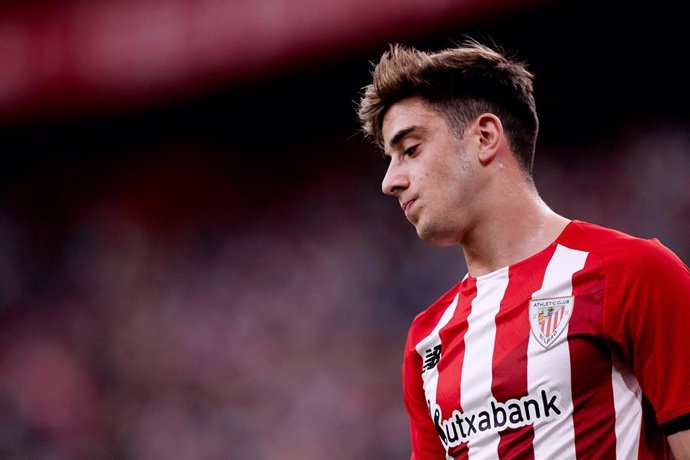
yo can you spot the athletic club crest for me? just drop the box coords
[529,296,574,349]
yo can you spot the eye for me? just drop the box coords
[404,144,419,156]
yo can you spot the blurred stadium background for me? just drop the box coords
[0,0,688,458]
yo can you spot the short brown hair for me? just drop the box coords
[357,39,539,173]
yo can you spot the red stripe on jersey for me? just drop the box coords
[566,253,617,458]
[407,283,463,458]
[493,244,556,460]
[409,283,464,351]
[436,278,477,459]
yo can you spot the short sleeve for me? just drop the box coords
[603,238,690,427]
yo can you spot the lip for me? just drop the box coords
[401,199,416,213]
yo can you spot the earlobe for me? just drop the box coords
[476,114,502,165]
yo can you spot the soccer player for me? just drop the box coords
[356,39,690,459]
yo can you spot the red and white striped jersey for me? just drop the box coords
[403,220,690,459]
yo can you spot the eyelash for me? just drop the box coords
[404,145,419,156]
[383,144,419,164]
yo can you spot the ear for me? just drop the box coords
[474,113,502,166]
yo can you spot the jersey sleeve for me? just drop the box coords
[602,238,690,430]
[402,326,447,459]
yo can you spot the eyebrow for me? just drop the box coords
[388,126,419,149]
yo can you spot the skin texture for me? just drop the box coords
[669,431,690,460]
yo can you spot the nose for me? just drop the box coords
[381,161,409,197]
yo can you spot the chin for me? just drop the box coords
[415,225,459,247]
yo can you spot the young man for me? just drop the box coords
[357,39,690,459]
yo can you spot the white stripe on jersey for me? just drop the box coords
[416,293,459,460]
[463,268,510,459]
[612,355,642,459]
[527,244,588,460]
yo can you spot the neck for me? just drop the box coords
[461,181,570,278]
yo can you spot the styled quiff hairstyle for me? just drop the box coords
[357,39,539,173]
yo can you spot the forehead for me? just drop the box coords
[381,96,444,147]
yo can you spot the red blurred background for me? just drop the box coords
[1,0,688,458]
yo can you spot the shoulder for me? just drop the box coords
[405,280,462,351]
[559,220,689,278]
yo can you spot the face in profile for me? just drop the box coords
[381,96,483,246]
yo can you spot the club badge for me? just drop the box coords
[529,296,574,349]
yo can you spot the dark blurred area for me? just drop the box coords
[1,0,688,458]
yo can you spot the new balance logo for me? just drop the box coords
[422,345,442,373]
[431,388,563,447]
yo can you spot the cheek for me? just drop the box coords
[431,165,461,188]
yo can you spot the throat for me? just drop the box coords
[462,213,571,277]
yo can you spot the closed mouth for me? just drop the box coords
[402,199,416,212]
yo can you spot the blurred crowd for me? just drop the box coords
[0,121,688,459]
